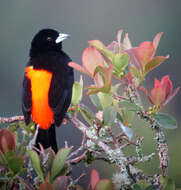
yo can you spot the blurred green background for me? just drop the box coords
[0,0,181,188]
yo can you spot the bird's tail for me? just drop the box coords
[35,124,58,153]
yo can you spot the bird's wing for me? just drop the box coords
[22,75,32,125]
[49,59,74,127]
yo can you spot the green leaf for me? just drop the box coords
[7,156,24,174]
[72,76,83,105]
[28,150,44,181]
[90,94,103,110]
[95,179,114,190]
[119,101,141,111]
[40,148,55,175]
[112,53,129,71]
[0,150,7,166]
[136,180,152,189]
[133,184,142,190]
[97,92,114,108]
[80,105,96,126]
[144,186,157,190]
[103,106,117,125]
[160,176,175,190]
[144,56,168,75]
[50,148,71,182]
[154,113,177,129]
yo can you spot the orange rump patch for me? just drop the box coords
[25,66,53,129]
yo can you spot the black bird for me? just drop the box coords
[22,29,74,153]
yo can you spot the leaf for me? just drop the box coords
[95,179,114,190]
[0,150,7,166]
[0,128,16,154]
[7,156,24,174]
[103,106,117,125]
[50,148,71,182]
[136,180,152,189]
[154,113,177,129]
[137,41,155,68]
[119,122,133,140]
[39,182,54,190]
[88,40,114,60]
[119,101,141,111]
[89,94,103,110]
[53,176,68,190]
[122,33,132,50]
[76,185,84,190]
[144,56,168,75]
[80,105,96,126]
[68,62,91,77]
[72,76,83,105]
[160,176,175,190]
[90,169,100,190]
[144,186,157,190]
[97,92,114,108]
[153,32,163,51]
[28,150,44,181]
[117,29,123,53]
[133,184,142,190]
[112,53,129,72]
[82,46,105,76]
[40,148,55,175]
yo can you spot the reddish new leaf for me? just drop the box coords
[39,182,54,190]
[0,128,16,154]
[153,32,163,52]
[68,62,92,77]
[82,47,104,76]
[90,169,100,190]
[137,41,155,68]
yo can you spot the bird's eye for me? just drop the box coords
[47,37,52,41]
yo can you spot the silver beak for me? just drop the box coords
[55,33,70,43]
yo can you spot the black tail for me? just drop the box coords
[35,124,58,153]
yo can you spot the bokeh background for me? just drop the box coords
[0,0,181,188]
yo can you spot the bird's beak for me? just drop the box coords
[55,33,70,43]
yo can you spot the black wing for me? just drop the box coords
[49,55,74,127]
[22,75,32,125]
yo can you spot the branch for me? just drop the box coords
[0,116,24,123]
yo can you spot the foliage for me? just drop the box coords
[0,29,180,189]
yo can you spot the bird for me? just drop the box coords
[22,29,74,153]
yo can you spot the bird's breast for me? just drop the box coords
[25,66,54,129]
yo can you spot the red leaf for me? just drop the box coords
[68,62,92,77]
[0,129,16,154]
[126,47,142,69]
[160,75,172,99]
[90,169,100,190]
[82,47,104,76]
[39,182,54,190]
[140,86,154,104]
[151,78,166,105]
[153,32,163,52]
[137,41,155,67]
[163,87,180,106]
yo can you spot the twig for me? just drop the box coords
[0,116,24,123]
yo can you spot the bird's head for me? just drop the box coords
[30,28,70,57]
